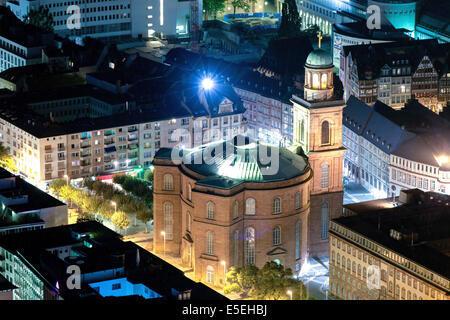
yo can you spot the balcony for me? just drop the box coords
[128,127,137,132]
[81,142,91,148]
[104,139,115,145]
[45,157,52,163]
[45,167,52,173]
[57,156,65,161]
[104,130,114,136]
[45,148,52,153]
[57,146,65,152]
[128,153,138,159]
[128,143,138,150]
[128,136,138,142]
[80,135,91,140]
[81,152,91,158]
[81,161,91,167]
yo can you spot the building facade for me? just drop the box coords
[6,0,198,43]
[329,190,450,300]
[340,40,450,112]
[342,96,450,199]
[0,6,54,73]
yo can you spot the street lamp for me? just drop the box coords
[221,260,227,284]
[287,290,293,300]
[111,201,117,213]
[63,174,69,186]
[161,231,166,257]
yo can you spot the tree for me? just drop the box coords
[252,261,303,300]
[23,6,54,31]
[230,0,255,16]
[224,262,307,300]
[111,211,131,232]
[203,0,226,20]
[144,169,153,184]
[98,202,114,219]
[224,265,258,296]
[278,0,302,38]
[0,143,15,173]
[136,208,153,232]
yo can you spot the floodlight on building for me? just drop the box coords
[201,77,214,90]
[436,155,449,167]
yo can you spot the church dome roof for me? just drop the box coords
[305,49,333,68]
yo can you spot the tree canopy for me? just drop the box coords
[204,0,226,20]
[23,6,54,31]
[224,262,308,300]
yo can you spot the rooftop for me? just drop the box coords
[0,168,65,214]
[155,136,310,189]
[0,221,226,300]
[335,190,450,281]
[0,6,54,49]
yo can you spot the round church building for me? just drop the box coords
[152,136,313,286]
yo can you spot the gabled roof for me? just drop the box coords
[392,129,450,170]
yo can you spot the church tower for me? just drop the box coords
[291,33,345,259]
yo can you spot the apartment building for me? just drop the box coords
[343,96,450,199]
[340,40,450,112]
[0,80,246,186]
[329,189,450,300]
[0,6,54,72]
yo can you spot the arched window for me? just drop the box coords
[307,72,311,87]
[245,198,255,215]
[233,230,239,266]
[245,227,255,265]
[164,202,173,240]
[233,201,238,219]
[321,121,330,145]
[321,202,329,239]
[321,73,327,89]
[163,174,173,190]
[186,211,191,232]
[273,197,281,214]
[206,265,214,284]
[295,192,302,209]
[187,184,192,201]
[347,258,351,270]
[295,221,301,260]
[206,231,214,255]
[337,253,340,264]
[273,226,281,245]
[312,73,319,89]
[207,202,215,220]
[321,163,329,189]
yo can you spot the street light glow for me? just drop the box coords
[435,155,449,167]
[201,77,214,90]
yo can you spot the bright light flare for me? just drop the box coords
[435,155,449,167]
[201,77,214,90]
